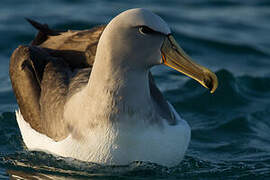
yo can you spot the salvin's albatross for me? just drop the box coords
[9,8,218,167]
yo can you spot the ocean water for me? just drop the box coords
[1,0,270,179]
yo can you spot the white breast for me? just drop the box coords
[16,103,190,167]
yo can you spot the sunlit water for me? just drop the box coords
[1,0,270,179]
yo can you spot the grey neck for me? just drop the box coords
[85,51,154,123]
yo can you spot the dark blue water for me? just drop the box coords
[1,0,270,179]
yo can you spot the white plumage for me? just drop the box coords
[16,101,190,167]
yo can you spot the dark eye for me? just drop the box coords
[139,26,156,35]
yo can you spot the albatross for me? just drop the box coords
[9,8,218,167]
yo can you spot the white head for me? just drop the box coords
[95,8,170,70]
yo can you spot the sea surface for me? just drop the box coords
[0,0,270,179]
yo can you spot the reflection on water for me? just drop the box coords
[8,170,77,180]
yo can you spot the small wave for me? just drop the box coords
[166,69,249,115]
[2,152,270,179]
[3,151,172,178]
[167,69,270,113]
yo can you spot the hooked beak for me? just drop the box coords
[161,35,218,93]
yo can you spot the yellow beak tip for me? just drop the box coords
[201,70,218,94]
[208,75,218,94]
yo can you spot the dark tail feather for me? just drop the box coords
[25,18,60,36]
[25,18,60,45]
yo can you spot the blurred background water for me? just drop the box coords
[1,0,270,179]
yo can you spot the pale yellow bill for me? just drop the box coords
[161,35,218,93]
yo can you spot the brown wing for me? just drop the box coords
[10,20,105,141]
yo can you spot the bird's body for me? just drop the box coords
[10,8,217,167]
[16,104,190,166]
